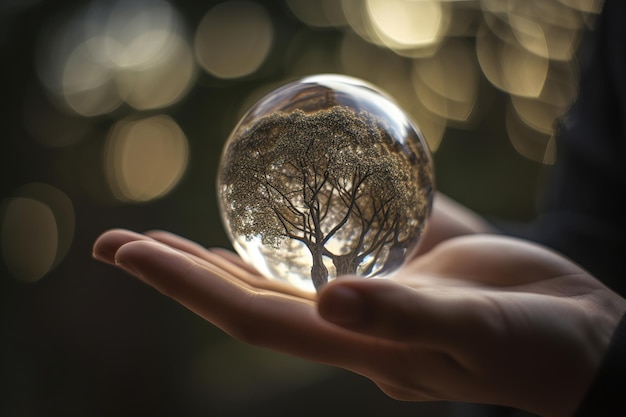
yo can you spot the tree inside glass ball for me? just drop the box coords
[218,74,434,293]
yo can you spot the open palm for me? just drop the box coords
[93,229,625,417]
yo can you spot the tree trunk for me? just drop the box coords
[310,247,329,291]
[332,254,358,276]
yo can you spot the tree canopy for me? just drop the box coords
[220,105,430,290]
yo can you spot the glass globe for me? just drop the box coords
[218,74,434,293]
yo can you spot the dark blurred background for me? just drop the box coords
[0,0,601,416]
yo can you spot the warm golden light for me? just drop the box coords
[412,39,480,123]
[287,0,347,28]
[195,1,273,79]
[339,31,415,100]
[365,0,447,52]
[476,24,549,98]
[403,96,447,152]
[507,5,583,61]
[335,0,593,159]
[557,0,604,13]
[506,103,556,165]
[30,0,602,184]
[341,0,383,46]
[37,0,190,116]
[117,33,197,110]
[511,61,577,134]
[1,198,58,283]
[16,183,76,271]
[511,95,560,135]
[105,115,189,202]
[339,31,446,151]
[62,38,124,117]
[93,0,181,69]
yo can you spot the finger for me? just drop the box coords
[144,230,259,278]
[318,278,500,348]
[145,230,314,299]
[94,228,225,283]
[93,229,150,264]
[144,230,212,259]
[112,240,393,370]
[144,230,258,279]
[209,247,263,276]
[146,230,259,274]
[196,249,315,300]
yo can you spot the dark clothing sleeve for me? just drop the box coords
[573,313,626,416]
[527,0,626,296]
[519,1,626,415]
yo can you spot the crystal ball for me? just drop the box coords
[217,74,434,293]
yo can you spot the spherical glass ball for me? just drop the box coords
[218,74,434,293]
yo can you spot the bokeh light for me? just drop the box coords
[506,103,557,165]
[330,0,599,163]
[476,24,549,99]
[86,0,180,69]
[365,0,448,53]
[195,1,273,79]
[36,0,190,116]
[510,61,578,135]
[340,0,382,47]
[558,0,604,13]
[1,198,57,283]
[482,0,587,62]
[117,32,197,110]
[338,30,445,151]
[29,0,601,166]
[411,39,480,123]
[61,38,125,116]
[105,115,189,203]
[1,183,75,283]
[286,0,347,28]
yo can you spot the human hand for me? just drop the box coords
[416,193,497,255]
[93,230,625,417]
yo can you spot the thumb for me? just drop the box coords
[317,278,485,347]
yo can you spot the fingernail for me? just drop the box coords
[93,245,115,264]
[114,259,141,277]
[318,285,366,325]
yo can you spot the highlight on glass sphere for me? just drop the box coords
[218,74,434,293]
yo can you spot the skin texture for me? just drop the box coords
[93,194,626,417]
